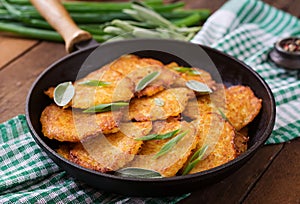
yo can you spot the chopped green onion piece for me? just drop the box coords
[135,129,180,141]
[173,67,201,75]
[83,102,129,113]
[154,130,188,159]
[182,145,208,175]
[78,80,111,87]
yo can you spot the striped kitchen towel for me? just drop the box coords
[192,0,300,144]
[0,115,189,203]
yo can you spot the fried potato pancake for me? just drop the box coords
[69,121,152,172]
[118,121,153,139]
[183,84,226,120]
[44,68,134,109]
[189,113,237,174]
[56,144,73,160]
[127,66,180,98]
[224,85,262,130]
[41,54,261,177]
[128,87,194,121]
[40,104,121,142]
[109,55,163,77]
[44,87,54,99]
[72,67,134,109]
[109,55,179,97]
[128,120,199,177]
[70,143,112,172]
[234,127,249,155]
[166,62,217,91]
[183,85,261,131]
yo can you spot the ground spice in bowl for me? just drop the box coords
[269,37,300,70]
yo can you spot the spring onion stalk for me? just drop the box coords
[74,12,132,24]
[103,26,126,36]
[7,0,178,13]
[119,20,156,29]
[89,34,114,43]
[105,2,203,41]
[20,10,211,24]
[176,26,202,34]
[111,19,135,32]
[63,0,165,11]
[7,0,29,5]
[3,0,112,35]
[21,18,51,29]
[0,8,14,20]
[3,0,209,24]
[163,9,211,19]
[78,24,107,35]
[131,28,163,39]
[173,13,202,27]
[13,10,201,23]
[1,14,108,35]
[63,1,178,13]
[7,10,132,24]
[8,0,163,6]
[0,0,210,44]
[1,0,22,18]
[0,21,63,41]
[0,21,113,42]
[151,2,184,12]
[63,2,137,12]
[130,3,177,29]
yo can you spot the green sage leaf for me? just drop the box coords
[114,167,163,178]
[186,80,212,94]
[182,145,208,175]
[78,80,111,87]
[173,67,201,76]
[153,130,188,159]
[135,71,160,92]
[54,81,75,107]
[83,102,129,113]
[135,129,180,141]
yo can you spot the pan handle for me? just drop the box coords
[30,0,92,53]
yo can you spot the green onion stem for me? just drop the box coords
[173,13,202,27]
[0,0,211,44]
[7,0,177,13]
[0,21,63,41]
[8,0,163,5]
[163,9,211,19]
[0,21,112,42]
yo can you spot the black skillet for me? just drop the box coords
[26,0,276,197]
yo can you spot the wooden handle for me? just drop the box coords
[30,0,92,53]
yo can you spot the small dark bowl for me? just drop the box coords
[26,39,276,197]
[269,37,300,70]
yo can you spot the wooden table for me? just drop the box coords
[0,0,299,203]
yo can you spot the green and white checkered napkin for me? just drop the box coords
[0,115,189,203]
[1,0,300,203]
[192,0,300,144]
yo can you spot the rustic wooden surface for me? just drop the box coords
[0,0,299,203]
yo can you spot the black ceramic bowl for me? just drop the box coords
[26,39,275,197]
[269,37,300,70]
